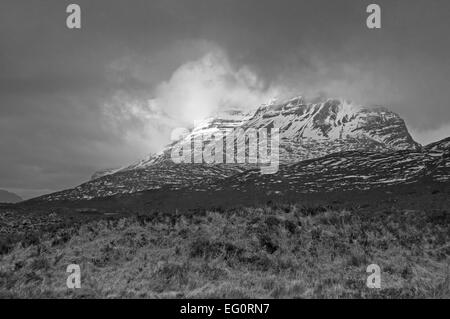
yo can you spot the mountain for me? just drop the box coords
[204,136,450,195]
[94,97,420,172]
[25,137,449,214]
[36,97,427,202]
[0,190,22,203]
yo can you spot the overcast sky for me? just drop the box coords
[1,0,449,199]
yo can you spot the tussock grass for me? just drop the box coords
[0,205,448,298]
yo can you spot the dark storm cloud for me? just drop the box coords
[0,0,449,198]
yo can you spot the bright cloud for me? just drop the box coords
[151,49,282,125]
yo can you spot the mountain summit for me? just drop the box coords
[249,97,419,148]
[243,97,420,163]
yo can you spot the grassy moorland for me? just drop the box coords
[0,204,449,298]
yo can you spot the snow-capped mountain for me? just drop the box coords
[37,96,431,202]
[93,96,419,175]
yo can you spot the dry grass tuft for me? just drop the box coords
[0,205,448,298]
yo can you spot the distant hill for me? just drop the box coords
[0,190,22,203]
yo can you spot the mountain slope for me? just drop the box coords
[209,137,449,195]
